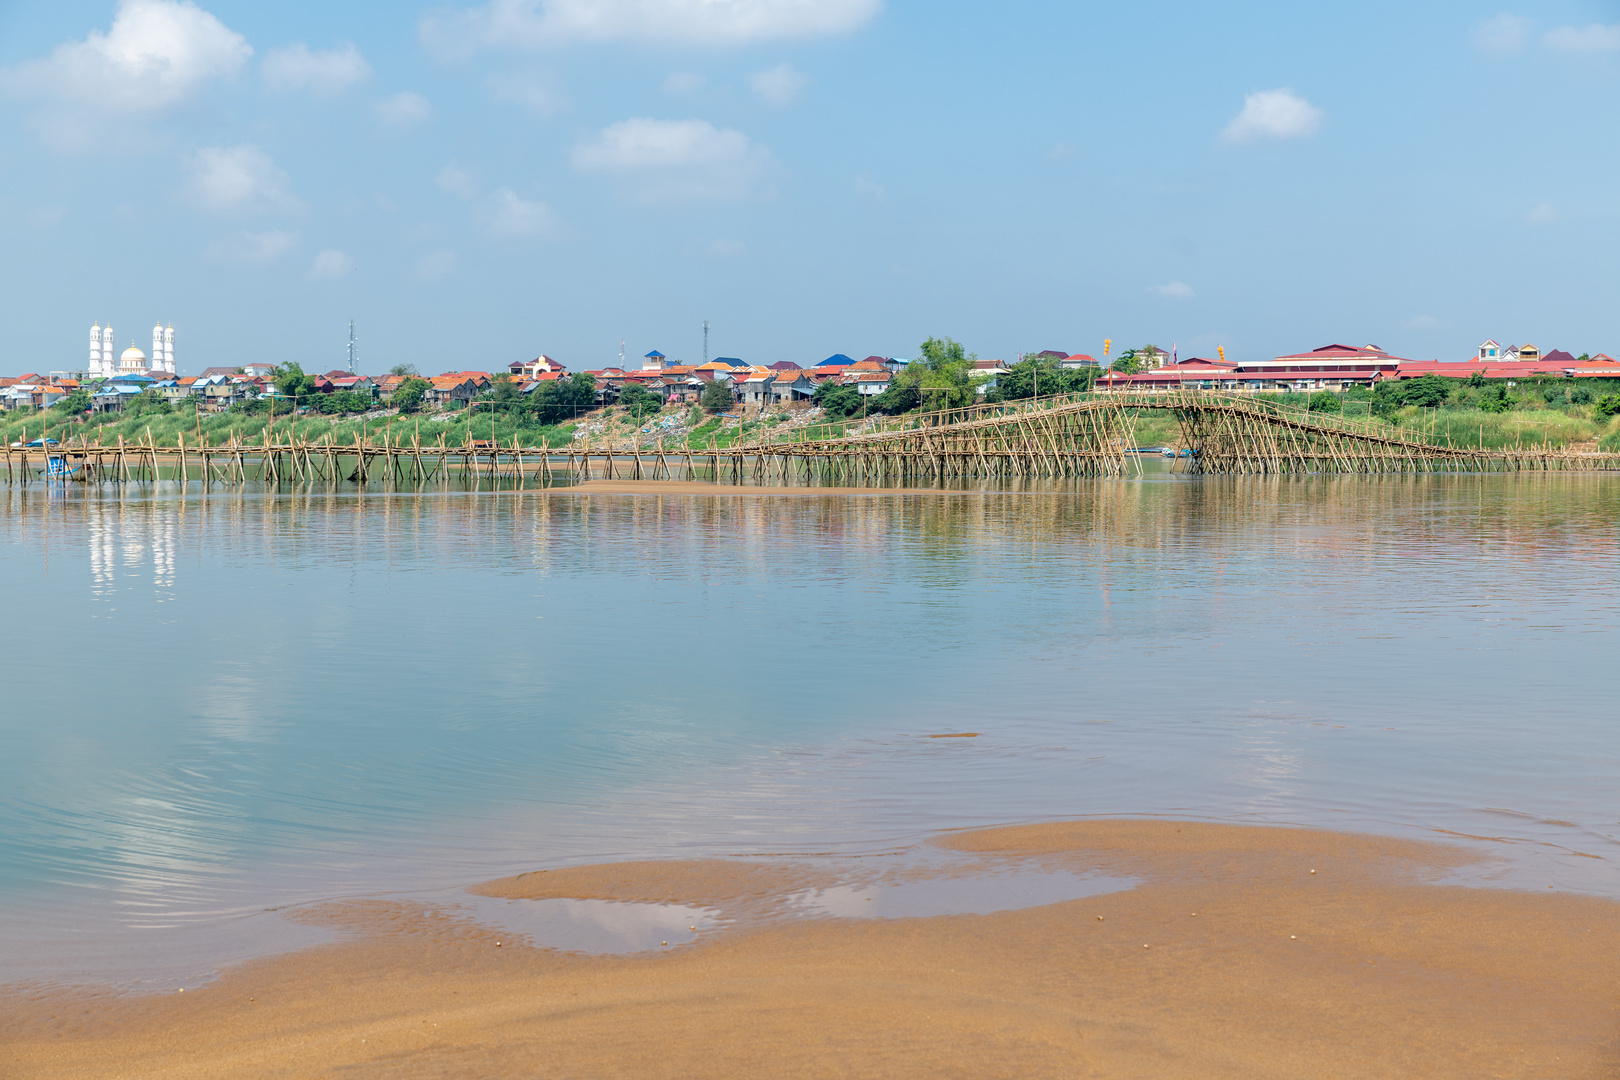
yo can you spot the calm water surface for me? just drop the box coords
[2,472,1617,987]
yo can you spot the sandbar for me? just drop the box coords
[4,820,1617,1079]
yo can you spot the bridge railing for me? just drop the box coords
[720,387,1497,456]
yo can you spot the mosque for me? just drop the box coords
[89,322,175,379]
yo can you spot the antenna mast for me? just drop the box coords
[347,320,357,374]
[619,339,626,368]
[703,320,709,365]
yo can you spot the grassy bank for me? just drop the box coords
[2,406,577,450]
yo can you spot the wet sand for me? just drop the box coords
[568,479,970,496]
[4,821,1618,1079]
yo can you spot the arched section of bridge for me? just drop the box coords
[726,390,1620,481]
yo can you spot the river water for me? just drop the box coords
[1,471,1617,988]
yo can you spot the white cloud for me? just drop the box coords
[1527,202,1557,223]
[204,229,300,264]
[1046,141,1076,161]
[571,118,774,201]
[417,250,458,279]
[484,187,556,237]
[420,0,881,58]
[375,91,433,127]
[1403,315,1444,331]
[1544,23,1620,52]
[852,172,885,202]
[662,71,706,94]
[705,238,744,256]
[29,205,68,228]
[437,162,478,197]
[487,72,562,114]
[184,145,302,215]
[2,0,251,113]
[1150,281,1194,299]
[1472,13,1535,54]
[262,43,371,94]
[307,249,354,279]
[748,62,807,106]
[1221,88,1323,144]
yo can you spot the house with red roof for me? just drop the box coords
[1098,344,1408,394]
[509,355,567,378]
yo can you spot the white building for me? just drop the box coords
[88,321,175,378]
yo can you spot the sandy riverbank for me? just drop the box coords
[4,820,1617,1079]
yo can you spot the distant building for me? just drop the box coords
[87,322,175,378]
[1098,344,1408,394]
[510,355,567,378]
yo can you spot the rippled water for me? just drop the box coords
[1,472,1617,988]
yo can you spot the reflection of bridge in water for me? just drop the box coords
[5,391,1619,488]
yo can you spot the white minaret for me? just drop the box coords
[153,324,164,373]
[91,323,103,375]
[101,324,115,376]
[164,324,175,374]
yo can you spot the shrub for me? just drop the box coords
[1571,385,1594,405]
[392,378,429,413]
[1543,385,1568,405]
[813,381,864,419]
[1307,391,1340,413]
[1595,394,1620,419]
[700,379,733,413]
[618,381,663,419]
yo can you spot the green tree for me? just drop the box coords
[1307,390,1341,413]
[1479,384,1513,414]
[314,390,373,415]
[618,381,663,419]
[52,388,92,414]
[392,377,429,413]
[1467,370,1486,388]
[1400,373,1451,409]
[390,363,420,377]
[481,374,526,414]
[274,362,318,404]
[1571,385,1594,405]
[812,380,864,418]
[700,378,733,412]
[1110,349,1146,375]
[1595,394,1620,419]
[530,372,597,424]
[893,336,977,412]
[991,356,1096,401]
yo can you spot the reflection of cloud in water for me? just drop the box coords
[195,663,277,744]
[790,869,1134,919]
[1228,722,1305,812]
[455,896,719,953]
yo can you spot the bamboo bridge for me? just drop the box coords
[5,390,1618,488]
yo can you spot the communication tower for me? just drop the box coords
[347,320,357,374]
[703,320,709,365]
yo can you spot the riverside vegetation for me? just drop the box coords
[8,342,1620,456]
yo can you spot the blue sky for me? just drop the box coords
[2,0,1618,375]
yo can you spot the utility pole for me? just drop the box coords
[703,320,709,365]
[347,320,357,374]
